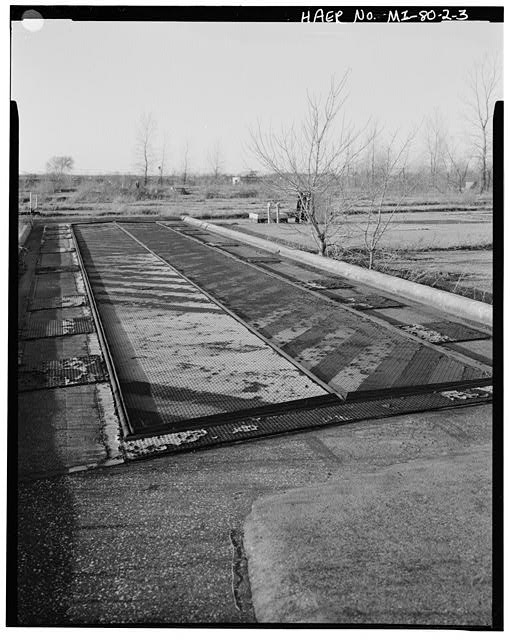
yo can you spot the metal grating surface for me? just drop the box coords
[119,222,489,398]
[423,321,490,342]
[245,256,282,264]
[258,261,353,289]
[74,223,329,435]
[29,295,88,311]
[299,277,355,290]
[40,246,76,254]
[34,273,83,299]
[18,355,108,391]
[20,316,95,340]
[206,241,241,247]
[123,383,493,458]
[72,221,493,451]
[38,252,78,268]
[40,239,75,249]
[42,235,73,242]
[219,244,278,260]
[320,288,404,309]
[181,231,210,237]
[19,334,94,367]
[35,265,80,274]
[399,322,490,344]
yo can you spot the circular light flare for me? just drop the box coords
[21,10,44,32]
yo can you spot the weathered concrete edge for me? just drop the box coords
[182,216,492,330]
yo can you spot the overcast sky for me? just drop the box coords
[11,17,502,174]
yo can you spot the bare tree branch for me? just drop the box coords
[249,72,372,256]
[465,54,501,192]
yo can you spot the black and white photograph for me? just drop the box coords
[9,3,502,629]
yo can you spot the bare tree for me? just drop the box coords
[182,140,190,185]
[208,141,224,181]
[366,121,381,187]
[465,54,501,193]
[444,140,471,194]
[424,109,447,191]
[136,113,157,186]
[158,138,167,186]
[46,155,74,175]
[46,156,74,191]
[356,129,417,270]
[250,73,370,256]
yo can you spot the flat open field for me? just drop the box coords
[226,214,493,296]
[226,211,492,250]
[21,185,493,301]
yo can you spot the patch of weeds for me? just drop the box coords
[413,242,493,253]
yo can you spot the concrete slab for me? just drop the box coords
[244,408,492,626]
[16,404,493,625]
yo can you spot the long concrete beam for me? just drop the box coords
[182,216,492,330]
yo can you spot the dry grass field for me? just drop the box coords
[19,178,493,302]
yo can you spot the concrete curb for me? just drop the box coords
[182,216,492,330]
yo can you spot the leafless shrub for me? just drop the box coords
[354,128,418,269]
